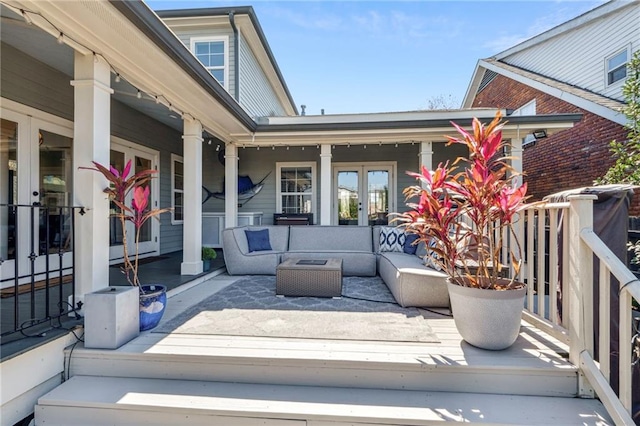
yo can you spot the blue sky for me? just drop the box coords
[147,0,605,115]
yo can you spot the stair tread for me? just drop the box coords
[39,376,611,425]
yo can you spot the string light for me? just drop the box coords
[286,146,289,150]
[301,146,304,151]
[21,9,33,25]
[347,143,350,148]
[364,145,367,149]
[272,146,275,150]
[395,143,398,148]
[7,4,201,134]
[216,144,220,151]
[256,146,260,150]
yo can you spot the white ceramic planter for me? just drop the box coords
[84,286,140,349]
[447,280,526,350]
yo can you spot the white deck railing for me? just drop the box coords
[519,195,638,425]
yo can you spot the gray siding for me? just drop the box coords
[202,142,465,224]
[238,33,287,117]
[1,44,184,255]
[502,5,639,101]
[171,27,236,98]
[1,42,74,120]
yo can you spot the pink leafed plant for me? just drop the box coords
[81,160,171,287]
[398,111,529,290]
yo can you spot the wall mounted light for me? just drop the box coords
[532,129,547,139]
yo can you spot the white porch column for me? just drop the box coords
[225,143,238,228]
[510,138,523,187]
[181,118,203,275]
[320,144,332,225]
[71,52,112,297]
[419,141,433,189]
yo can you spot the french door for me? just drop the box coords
[1,106,74,286]
[108,139,159,263]
[333,163,395,226]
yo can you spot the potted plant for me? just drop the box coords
[398,111,529,350]
[202,246,217,271]
[82,160,171,332]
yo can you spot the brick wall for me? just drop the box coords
[472,74,639,216]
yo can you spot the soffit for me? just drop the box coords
[7,0,255,142]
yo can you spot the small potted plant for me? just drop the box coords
[398,111,529,350]
[202,246,217,271]
[82,160,171,332]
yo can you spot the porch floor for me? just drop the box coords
[47,273,614,425]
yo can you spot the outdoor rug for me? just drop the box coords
[156,276,439,343]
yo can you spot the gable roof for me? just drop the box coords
[156,6,298,116]
[463,58,625,125]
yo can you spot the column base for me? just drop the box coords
[181,261,203,275]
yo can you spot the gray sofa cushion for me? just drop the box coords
[222,226,290,275]
[378,252,449,308]
[289,226,373,252]
[282,251,376,277]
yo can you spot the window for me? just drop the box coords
[191,36,228,88]
[276,162,316,216]
[606,48,629,86]
[171,154,184,224]
[511,99,536,116]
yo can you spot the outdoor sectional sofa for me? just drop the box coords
[221,225,449,308]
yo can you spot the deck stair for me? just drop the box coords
[35,324,614,425]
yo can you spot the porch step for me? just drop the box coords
[67,332,578,398]
[35,375,612,425]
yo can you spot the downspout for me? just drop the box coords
[229,12,240,103]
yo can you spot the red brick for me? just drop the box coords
[472,75,639,215]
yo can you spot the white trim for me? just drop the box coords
[511,99,537,116]
[190,35,229,90]
[494,1,632,60]
[477,60,626,126]
[170,153,184,225]
[604,45,631,88]
[1,97,73,129]
[275,161,317,221]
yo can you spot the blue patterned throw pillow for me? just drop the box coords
[245,229,272,252]
[423,238,442,271]
[379,227,405,252]
[403,233,420,255]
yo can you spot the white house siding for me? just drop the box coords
[502,4,639,101]
[1,44,184,255]
[238,33,287,118]
[201,143,459,225]
[171,27,236,99]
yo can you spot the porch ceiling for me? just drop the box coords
[4,0,256,142]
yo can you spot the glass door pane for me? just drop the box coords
[38,129,73,254]
[336,170,360,226]
[366,170,390,225]
[134,155,152,243]
[1,119,18,261]
[109,149,125,246]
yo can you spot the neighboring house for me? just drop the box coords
[462,0,639,214]
[0,1,580,424]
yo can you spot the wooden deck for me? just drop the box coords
[35,274,613,425]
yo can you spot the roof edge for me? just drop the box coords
[495,1,632,60]
[109,0,257,131]
[156,6,298,115]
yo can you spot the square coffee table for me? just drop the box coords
[276,258,343,298]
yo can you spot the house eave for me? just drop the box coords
[156,6,298,116]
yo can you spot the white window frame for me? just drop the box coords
[511,99,536,116]
[190,36,229,89]
[276,162,316,219]
[605,46,630,87]
[171,153,184,225]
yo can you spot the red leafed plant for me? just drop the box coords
[398,112,529,290]
[81,160,171,287]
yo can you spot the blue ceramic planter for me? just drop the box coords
[139,285,167,331]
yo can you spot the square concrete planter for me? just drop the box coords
[84,286,140,349]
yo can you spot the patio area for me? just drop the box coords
[42,272,613,425]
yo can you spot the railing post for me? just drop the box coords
[568,194,597,398]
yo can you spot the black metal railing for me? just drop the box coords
[0,203,84,340]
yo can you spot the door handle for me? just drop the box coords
[32,202,41,207]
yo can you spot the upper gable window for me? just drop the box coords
[191,36,229,89]
[606,48,628,86]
